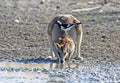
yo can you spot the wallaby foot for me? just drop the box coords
[74,56,83,60]
[45,55,57,60]
[45,56,52,60]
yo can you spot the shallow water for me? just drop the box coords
[0,59,120,83]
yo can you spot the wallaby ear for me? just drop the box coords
[56,43,64,48]
[54,42,64,49]
[71,15,82,31]
[71,15,80,23]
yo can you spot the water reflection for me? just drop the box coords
[0,60,79,69]
[0,60,119,82]
[0,61,51,69]
[0,60,80,83]
[50,61,79,69]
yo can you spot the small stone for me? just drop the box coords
[56,5,60,9]
[14,19,20,23]
[102,35,106,39]
[86,32,90,35]
[40,1,44,4]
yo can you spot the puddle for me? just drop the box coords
[0,60,80,83]
[0,61,52,69]
[0,60,120,83]
[0,61,50,83]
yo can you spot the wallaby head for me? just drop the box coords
[54,35,75,63]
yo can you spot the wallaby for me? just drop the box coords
[53,34,75,63]
[47,14,83,63]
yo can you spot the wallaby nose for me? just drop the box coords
[61,60,64,63]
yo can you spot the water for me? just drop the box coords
[0,59,120,83]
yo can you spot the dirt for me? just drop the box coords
[0,0,120,83]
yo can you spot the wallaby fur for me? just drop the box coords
[47,14,83,63]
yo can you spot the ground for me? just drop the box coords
[0,0,119,61]
[0,0,120,82]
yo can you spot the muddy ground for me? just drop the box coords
[0,0,120,83]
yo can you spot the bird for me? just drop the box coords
[56,20,81,33]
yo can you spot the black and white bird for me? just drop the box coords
[56,20,81,33]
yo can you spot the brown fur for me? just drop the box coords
[47,14,83,63]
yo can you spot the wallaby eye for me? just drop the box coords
[64,52,66,55]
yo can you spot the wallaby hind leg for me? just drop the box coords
[47,35,57,60]
[76,29,83,60]
[68,51,74,60]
